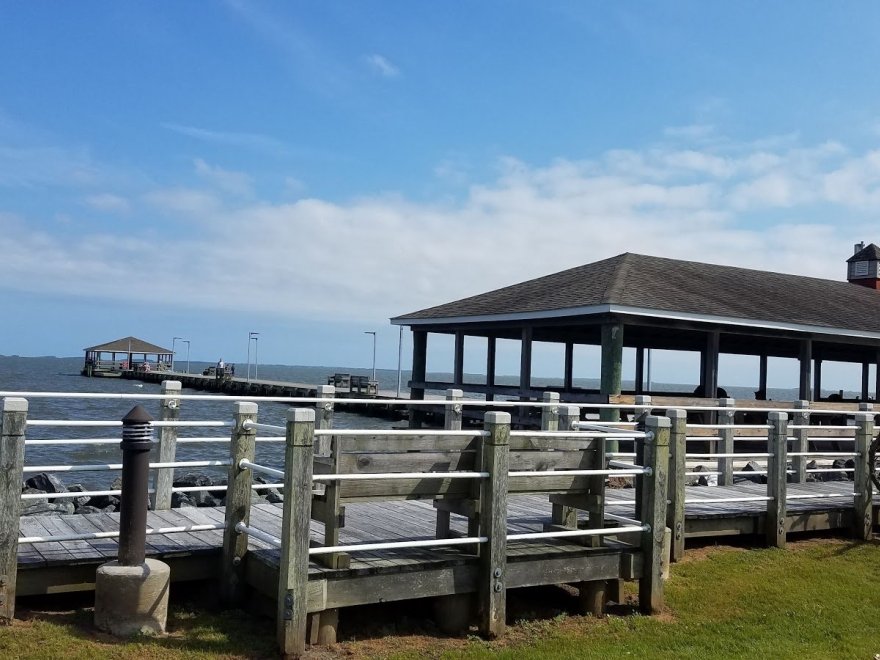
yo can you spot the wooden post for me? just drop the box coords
[314,385,335,457]
[436,389,463,538]
[798,339,812,401]
[0,397,27,623]
[717,398,735,486]
[758,353,768,399]
[540,391,559,433]
[639,415,670,615]
[221,401,258,607]
[666,409,687,563]
[766,411,788,548]
[563,341,574,393]
[862,362,871,401]
[277,408,315,658]
[519,327,533,400]
[486,336,497,402]
[453,332,465,388]
[853,412,874,540]
[791,400,810,483]
[409,330,427,428]
[635,346,645,394]
[551,405,580,528]
[478,411,509,639]
[152,380,181,510]
[702,332,720,399]
[600,321,624,453]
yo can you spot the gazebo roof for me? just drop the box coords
[83,336,173,354]
[392,252,880,339]
[847,243,880,263]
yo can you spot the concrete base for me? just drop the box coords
[94,558,170,636]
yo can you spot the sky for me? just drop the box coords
[2,2,880,390]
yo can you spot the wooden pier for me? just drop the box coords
[2,390,877,656]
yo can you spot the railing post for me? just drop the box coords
[766,411,788,549]
[666,409,687,563]
[0,397,27,623]
[717,398,735,486]
[792,400,810,483]
[435,389,464,538]
[278,408,315,658]
[639,415,670,615]
[551,405,580,528]
[314,385,335,456]
[478,411,509,639]
[540,391,559,432]
[853,412,874,540]
[221,401,258,607]
[152,380,181,510]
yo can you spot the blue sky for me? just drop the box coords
[2,2,880,390]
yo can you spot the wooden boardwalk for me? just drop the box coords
[16,481,876,597]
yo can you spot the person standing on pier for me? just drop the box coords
[216,358,225,382]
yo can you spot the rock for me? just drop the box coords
[21,501,74,516]
[740,461,766,484]
[21,487,47,496]
[88,494,120,509]
[805,460,821,483]
[173,472,213,488]
[67,484,91,508]
[171,492,195,508]
[845,458,856,480]
[250,492,267,505]
[606,476,631,489]
[102,504,119,513]
[265,488,284,504]
[25,473,68,494]
[110,477,123,490]
[192,491,221,508]
[824,459,847,482]
[693,464,717,487]
[75,505,104,515]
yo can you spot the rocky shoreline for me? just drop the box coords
[20,472,284,517]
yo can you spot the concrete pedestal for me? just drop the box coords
[94,558,170,636]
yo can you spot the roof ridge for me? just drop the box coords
[601,253,633,303]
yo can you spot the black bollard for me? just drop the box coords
[118,405,153,566]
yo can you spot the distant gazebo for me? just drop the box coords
[82,336,173,378]
[392,245,880,420]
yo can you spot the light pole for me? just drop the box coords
[364,331,377,383]
[182,340,191,374]
[172,337,182,372]
[247,331,259,382]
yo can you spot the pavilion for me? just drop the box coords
[82,336,173,377]
[391,244,880,414]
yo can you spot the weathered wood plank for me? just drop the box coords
[0,397,27,621]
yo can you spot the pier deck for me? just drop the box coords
[16,481,876,598]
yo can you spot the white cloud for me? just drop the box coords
[83,193,131,214]
[365,54,400,78]
[3,134,880,326]
[194,159,253,197]
[162,122,286,154]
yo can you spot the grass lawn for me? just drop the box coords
[2,538,879,659]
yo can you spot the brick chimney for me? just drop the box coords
[846,242,880,289]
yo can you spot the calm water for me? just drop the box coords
[0,355,822,490]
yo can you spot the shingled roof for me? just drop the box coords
[392,253,880,336]
[84,336,173,354]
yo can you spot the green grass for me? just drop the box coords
[2,539,879,659]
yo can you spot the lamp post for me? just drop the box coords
[182,340,191,374]
[172,337,182,372]
[364,331,377,383]
[247,332,259,382]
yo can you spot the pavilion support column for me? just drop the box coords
[798,339,813,402]
[876,350,880,401]
[409,331,428,429]
[758,354,768,400]
[563,341,574,393]
[486,336,497,402]
[814,358,823,401]
[635,346,645,395]
[519,327,533,399]
[861,361,870,402]
[600,322,623,453]
[701,331,719,399]
[453,331,465,388]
